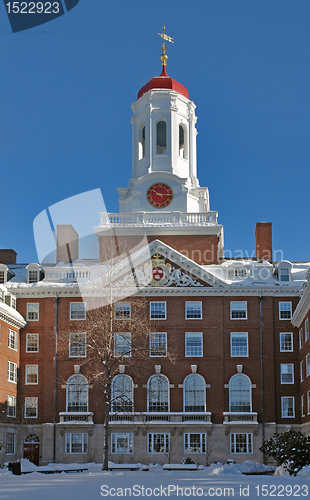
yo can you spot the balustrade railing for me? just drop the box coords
[109,412,212,423]
[100,211,218,227]
[223,412,258,423]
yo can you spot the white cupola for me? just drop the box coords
[117,35,210,215]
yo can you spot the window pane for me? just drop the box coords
[281,364,294,383]
[280,333,293,352]
[70,303,86,320]
[69,332,86,357]
[114,332,131,357]
[112,375,133,412]
[26,334,39,352]
[150,302,166,319]
[148,375,169,412]
[114,302,131,320]
[185,302,202,319]
[185,333,202,356]
[230,302,247,319]
[67,374,88,412]
[184,374,205,412]
[229,375,251,412]
[279,302,292,319]
[149,333,167,356]
[231,333,248,357]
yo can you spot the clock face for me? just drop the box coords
[146,183,174,209]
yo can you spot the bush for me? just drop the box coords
[260,430,310,476]
[181,457,196,464]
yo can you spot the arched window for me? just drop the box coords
[147,374,169,412]
[184,374,205,412]
[156,120,167,154]
[229,374,251,412]
[139,125,145,160]
[112,374,133,412]
[179,124,186,158]
[66,374,88,413]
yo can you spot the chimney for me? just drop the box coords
[56,225,79,264]
[255,222,272,262]
[0,249,17,264]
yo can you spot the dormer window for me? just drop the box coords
[227,268,248,278]
[157,120,167,154]
[139,125,145,160]
[26,264,43,284]
[276,261,292,282]
[0,264,9,284]
[0,271,5,284]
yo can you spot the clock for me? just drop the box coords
[146,183,173,209]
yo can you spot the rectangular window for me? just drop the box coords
[150,301,166,320]
[230,433,252,454]
[308,391,310,415]
[280,268,290,282]
[65,433,88,454]
[185,301,202,320]
[25,397,38,418]
[184,433,206,453]
[280,364,294,384]
[281,397,295,418]
[8,329,18,351]
[11,297,16,309]
[300,361,304,382]
[7,395,16,417]
[279,302,292,320]
[280,332,293,352]
[6,433,15,455]
[185,332,203,357]
[7,361,17,383]
[149,332,167,357]
[25,365,38,385]
[305,319,309,342]
[230,301,247,320]
[306,354,310,378]
[148,433,170,453]
[69,332,87,357]
[26,333,39,352]
[111,433,133,454]
[301,394,305,417]
[114,302,131,320]
[70,302,86,321]
[0,271,5,284]
[299,329,303,350]
[28,270,38,283]
[230,332,248,357]
[114,332,131,357]
[27,303,39,321]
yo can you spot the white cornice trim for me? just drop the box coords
[292,282,310,327]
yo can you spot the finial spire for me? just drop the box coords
[158,25,174,66]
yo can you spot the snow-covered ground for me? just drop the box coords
[0,461,309,500]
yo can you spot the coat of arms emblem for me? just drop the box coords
[145,254,172,286]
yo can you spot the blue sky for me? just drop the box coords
[1,0,310,263]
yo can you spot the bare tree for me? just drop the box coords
[58,234,175,470]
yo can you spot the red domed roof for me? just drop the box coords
[137,66,189,100]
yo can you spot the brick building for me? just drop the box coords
[1,49,310,465]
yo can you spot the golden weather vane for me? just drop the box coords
[158,25,174,66]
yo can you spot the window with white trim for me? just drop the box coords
[229,374,251,412]
[111,433,133,453]
[185,332,203,357]
[25,397,38,418]
[306,354,310,378]
[8,329,18,351]
[280,332,293,352]
[280,364,294,384]
[114,302,131,320]
[27,303,39,321]
[7,395,16,417]
[111,375,133,412]
[150,301,166,320]
[230,433,252,454]
[147,374,169,412]
[70,302,86,320]
[300,361,304,382]
[148,433,169,453]
[184,433,206,453]
[6,433,15,454]
[230,332,248,357]
[138,124,145,161]
[66,374,88,412]
[149,332,167,356]
[11,296,16,309]
[281,396,295,417]
[301,394,305,417]
[25,365,38,385]
[7,361,17,383]
[279,302,292,320]
[307,391,310,415]
[185,301,202,319]
[299,329,303,350]
[65,433,88,454]
[156,120,167,155]
[184,374,206,412]
[230,301,247,320]
[279,268,290,282]
[26,333,39,352]
[114,332,131,357]
[69,332,87,357]
[0,270,5,284]
[28,270,39,283]
[305,319,309,342]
